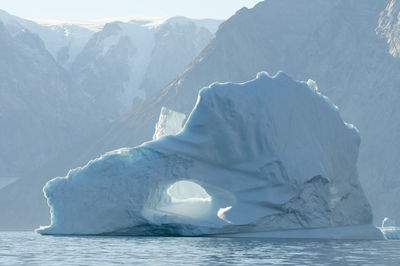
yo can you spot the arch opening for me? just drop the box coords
[167,180,212,203]
[156,180,213,219]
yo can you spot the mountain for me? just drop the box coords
[0,10,221,229]
[71,16,220,120]
[79,0,400,225]
[0,10,94,67]
[0,10,221,178]
[0,12,94,178]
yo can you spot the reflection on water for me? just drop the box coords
[0,231,400,265]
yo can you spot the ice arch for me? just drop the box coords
[37,72,382,239]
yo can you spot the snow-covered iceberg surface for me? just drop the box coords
[37,72,382,239]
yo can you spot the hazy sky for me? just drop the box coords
[1,0,262,21]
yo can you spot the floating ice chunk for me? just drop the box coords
[37,71,379,239]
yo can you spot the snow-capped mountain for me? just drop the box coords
[0,9,221,178]
[77,0,400,225]
[0,12,85,177]
[0,10,95,177]
[0,9,94,67]
[0,10,221,229]
[71,17,220,120]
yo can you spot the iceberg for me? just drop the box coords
[37,72,382,239]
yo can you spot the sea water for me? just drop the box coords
[0,231,399,265]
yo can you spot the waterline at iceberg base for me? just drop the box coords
[37,72,383,239]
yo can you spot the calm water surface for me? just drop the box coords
[1,231,399,265]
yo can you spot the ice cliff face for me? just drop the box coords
[38,72,374,237]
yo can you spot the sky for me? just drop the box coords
[1,0,262,21]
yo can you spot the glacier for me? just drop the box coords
[37,72,382,239]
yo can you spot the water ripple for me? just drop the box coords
[0,232,399,265]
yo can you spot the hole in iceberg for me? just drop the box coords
[156,180,213,219]
[167,180,212,203]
